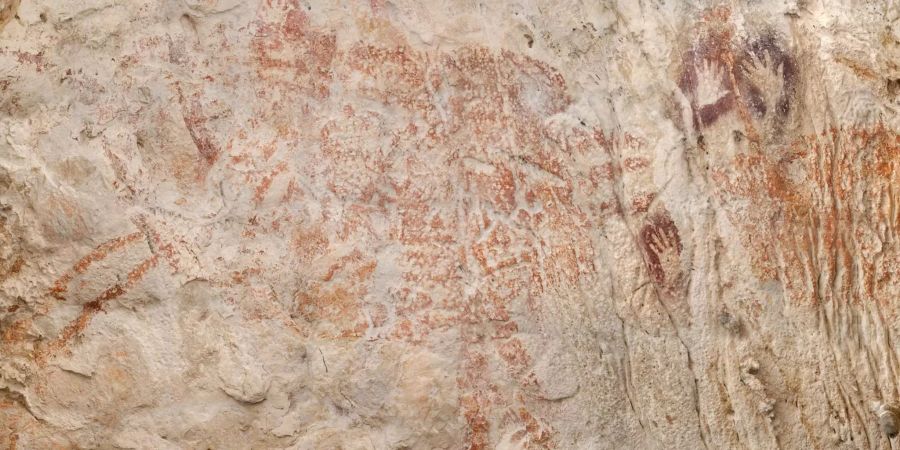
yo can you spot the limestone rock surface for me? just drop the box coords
[1,0,898,448]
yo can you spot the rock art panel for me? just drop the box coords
[0,1,898,449]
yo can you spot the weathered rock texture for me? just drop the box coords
[1,0,898,448]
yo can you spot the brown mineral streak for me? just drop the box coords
[0,0,19,32]
[835,56,878,80]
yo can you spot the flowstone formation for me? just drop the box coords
[1,0,898,448]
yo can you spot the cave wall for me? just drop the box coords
[1,0,898,448]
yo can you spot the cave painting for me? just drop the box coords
[677,8,798,137]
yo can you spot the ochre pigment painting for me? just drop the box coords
[1,0,898,448]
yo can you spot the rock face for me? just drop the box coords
[0,0,897,448]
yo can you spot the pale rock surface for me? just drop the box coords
[0,0,898,448]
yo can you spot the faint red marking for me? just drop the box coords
[38,254,160,362]
[631,192,656,213]
[254,161,288,204]
[230,267,262,284]
[181,102,219,168]
[498,338,531,370]
[460,349,492,450]
[251,1,337,100]
[623,157,650,171]
[49,232,144,300]
[2,319,30,345]
[13,51,46,72]
[492,321,518,339]
[516,408,554,446]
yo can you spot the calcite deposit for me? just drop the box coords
[1,0,898,448]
